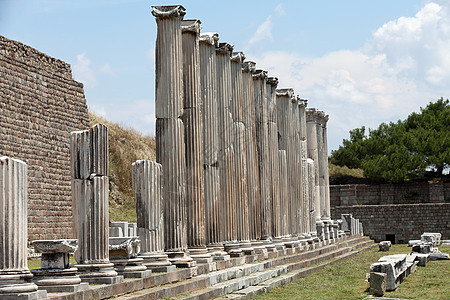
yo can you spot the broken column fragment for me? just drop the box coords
[71,124,123,284]
[132,160,175,272]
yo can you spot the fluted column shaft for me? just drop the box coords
[322,119,331,219]
[242,62,261,242]
[0,156,40,295]
[278,150,289,237]
[132,160,164,254]
[298,100,309,234]
[216,42,236,244]
[181,19,206,251]
[253,70,271,240]
[307,159,317,233]
[199,33,222,248]
[266,77,281,239]
[230,52,249,244]
[153,5,189,255]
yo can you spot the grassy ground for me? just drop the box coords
[256,244,450,300]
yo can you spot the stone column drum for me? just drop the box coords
[152,5,195,268]
[132,160,175,272]
[306,109,321,223]
[181,19,212,264]
[0,156,47,299]
[199,32,229,260]
[71,124,123,284]
[242,61,261,250]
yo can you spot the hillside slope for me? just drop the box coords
[89,112,156,222]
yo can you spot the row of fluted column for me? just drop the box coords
[150,4,332,263]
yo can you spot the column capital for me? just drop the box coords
[216,42,234,54]
[252,69,268,80]
[275,88,294,98]
[267,77,278,87]
[152,5,186,18]
[297,96,308,107]
[231,52,245,63]
[306,108,328,124]
[181,19,202,33]
[199,32,219,46]
[242,61,256,73]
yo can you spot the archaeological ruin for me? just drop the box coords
[0,4,448,300]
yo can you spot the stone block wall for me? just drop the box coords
[331,203,450,243]
[330,182,449,207]
[0,35,89,240]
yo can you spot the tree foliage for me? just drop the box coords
[331,98,450,183]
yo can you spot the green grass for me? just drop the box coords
[255,244,450,300]
[27,256,77,271]
[328,162,364,178]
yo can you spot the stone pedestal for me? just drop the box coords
[71,124,123,285]
[31,239,88,293]
[0,156,47,300]
[109,237,151,278]
[132,160,175,273]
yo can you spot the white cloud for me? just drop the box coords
[248,2,450,151]
[72,53,97,88]
[100,63,117,76]
[89,104,107,118]
[247,16,273,51]
[275,4,286,16]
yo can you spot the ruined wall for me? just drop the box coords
[0,35,90,241]
[330,182,450,207]
[332,203,450,243]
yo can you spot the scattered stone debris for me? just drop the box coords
[379,241,392,252]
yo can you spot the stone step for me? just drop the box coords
[177,238,376,300]
[225,242,378,299]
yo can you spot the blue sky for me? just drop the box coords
[1,0,449,152]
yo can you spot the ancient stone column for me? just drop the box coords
[321,114,331,219]
[152,5,195,268]
[230,51,251,256]
[131,160,175,272]
[71,124,123,284]
[276,88,299,247]
[266,77,283,250]
[199,32,228,260]
[0,156,46,299]
[290,96,303,238]
[216,42,238,255]
[298,98,309,239]
[253,69,272,243]
[242,61,261,250]
[306,109,321,223]
[181,19,211,264]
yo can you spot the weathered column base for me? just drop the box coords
[272,237,286,251]
[224,242,244,257]
[188,247,213,263]
[139,253,176,273]
[75,263,123,285]
[167,251,197,268]
[251,240,268,256]
[239,241,255,255]
[261,239,277,253]
[0,274,47,300]
[31,268,89,293]
[207,244,231,261]
[111,258,152,278]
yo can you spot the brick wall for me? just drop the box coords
[330,182,449,207]
[0,35,89,240]
[332,203,450,243]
